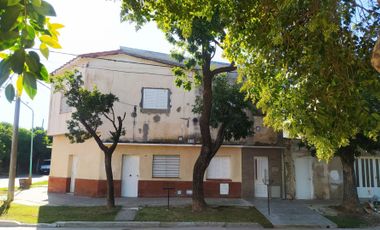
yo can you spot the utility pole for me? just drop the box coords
[21,100,35,181]
[7,96,21,202]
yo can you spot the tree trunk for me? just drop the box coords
[192,146,211,211]
[339,153,360,212]
[372,36,380,73]
[192,50,213,212]
[104,152,115,208]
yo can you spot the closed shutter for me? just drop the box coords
[152,155,180,178]
[143,88,169,110]
[207,156,231,179]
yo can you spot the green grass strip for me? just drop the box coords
[135,206,273,228]
[0,203,120,224]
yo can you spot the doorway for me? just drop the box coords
[121,155,139,197]
[295,157,313,199]
[254,156,269,197]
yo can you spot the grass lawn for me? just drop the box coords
[30,180,48,188]
[325,215,368,228]
[0,203,120,224]
[135,206,273,228]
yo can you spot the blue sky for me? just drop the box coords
[0,0,175,130]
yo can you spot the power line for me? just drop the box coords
[85,65,175,77]
[31,48,173,69]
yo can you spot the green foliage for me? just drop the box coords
[121,0,233,89]
[0,0,62,100]
[0,122,51,173]
[52,71,125,144]
[223,0,380,160]
[192,76,253,141]
[0,122,12,166]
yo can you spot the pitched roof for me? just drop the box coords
[52,46,233,75]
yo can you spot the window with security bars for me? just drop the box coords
[142,88,169,110]
[354,157,380,188]
[152,155,180,178]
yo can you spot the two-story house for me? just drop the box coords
[47,47,284,198]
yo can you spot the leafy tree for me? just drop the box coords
[121,0,245,211]
[17,127,31,173]
[0,122,12,171]
[221,0,380,211]
[192,76,253,143]
[0,0,62,100]
[0,123,51,174]
[224,0,380,160]
[53,71,126,209]
[33,127,52,168]
[372,37,380,72]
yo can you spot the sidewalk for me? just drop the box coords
[11,186,251,207]
[248,198,337,228]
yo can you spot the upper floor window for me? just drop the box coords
[141,88,170,111]
[60,95,71,114]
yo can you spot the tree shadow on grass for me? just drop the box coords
[0,200,10,215]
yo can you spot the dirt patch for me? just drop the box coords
[321,205,380,228]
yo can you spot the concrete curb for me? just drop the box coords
[0,220,263,228]
[0,220,55,228]
[273,223,338,229]
[55,221,160,228]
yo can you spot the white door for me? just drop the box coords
[355,157,380,198]
[69,155,78,193]
[121,155,139,197]
[295,157,313,199]
[254,156,269,197]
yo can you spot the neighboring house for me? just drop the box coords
[285,141,380,200]
[47,47,284,198]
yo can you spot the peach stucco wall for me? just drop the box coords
[50,135,242,182]
[50,135,103,179]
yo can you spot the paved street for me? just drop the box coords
[1,227,380,230]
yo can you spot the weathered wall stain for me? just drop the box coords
[153,115,161,122]
[143,123,149,141]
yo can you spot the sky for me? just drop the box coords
[0,0,225,130]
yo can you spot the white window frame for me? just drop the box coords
[152,155,180,178]
[141,88,170,111]
[207,156,231,180]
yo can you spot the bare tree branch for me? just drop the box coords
[79,118,108,153]
[210,63,237,76]
[211,123,226,158]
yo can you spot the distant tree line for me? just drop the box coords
[0,122,51,175]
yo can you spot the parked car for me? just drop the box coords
[39,159,51,175]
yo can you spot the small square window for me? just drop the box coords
[142,88,169,111]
